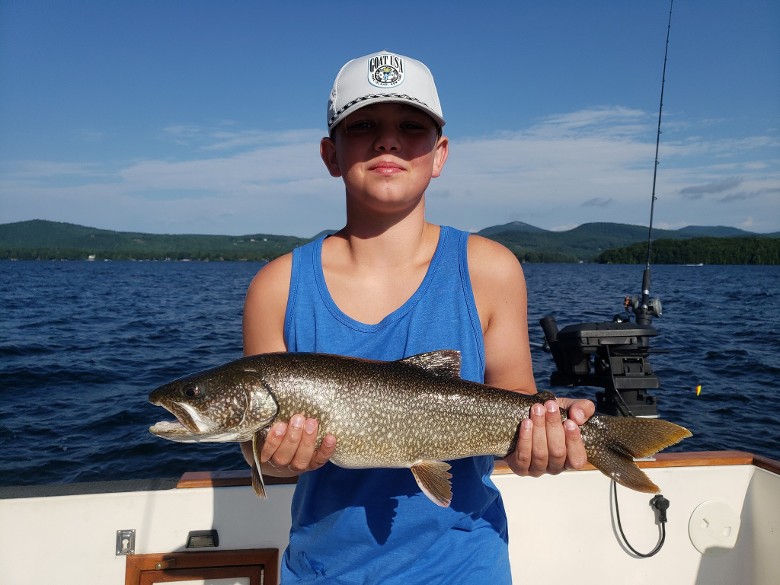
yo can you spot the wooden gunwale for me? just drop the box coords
[176,450,780,489]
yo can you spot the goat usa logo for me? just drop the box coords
[368,54,404,88]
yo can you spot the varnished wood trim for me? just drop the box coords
[125,548,278,585]
[177,470,293,489]
[753,452,780,475]
[492,450,767,475]
[176,451,780,489]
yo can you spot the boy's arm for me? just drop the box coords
[240,253,336,477]
[469,236,593,476]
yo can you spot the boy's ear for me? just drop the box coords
[320,137,342,177]
[431,136,449,179]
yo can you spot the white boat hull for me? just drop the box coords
[1,451,778,584]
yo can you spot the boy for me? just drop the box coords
[242,50,594,584]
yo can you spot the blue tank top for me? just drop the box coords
[282,226,511,584]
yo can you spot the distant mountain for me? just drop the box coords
[0,220,307,261]
[0,219,774,262]
[482,221,774,262]
[477,221,547,237]
[676,225,758,238]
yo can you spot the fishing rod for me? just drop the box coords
[540,0,675,419]
[541,1,677,559]
[636,0,674,326]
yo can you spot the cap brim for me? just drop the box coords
[328,94,445,133]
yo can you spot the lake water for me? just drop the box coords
[1,260,778,486]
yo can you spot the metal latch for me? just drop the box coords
[116,529,135,555]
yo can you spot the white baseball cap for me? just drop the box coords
[327,50,445,134]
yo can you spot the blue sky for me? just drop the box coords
[1,0,778,237]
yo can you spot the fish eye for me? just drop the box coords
[183,384,201,398]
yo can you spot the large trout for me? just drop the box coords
[149,350,691,507]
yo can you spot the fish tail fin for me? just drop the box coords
[584,415,692,493]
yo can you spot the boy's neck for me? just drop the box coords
[322,215,441,325]
[334,210,439,269]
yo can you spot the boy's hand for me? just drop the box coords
[504,398,594,476]
[260,414,336,475]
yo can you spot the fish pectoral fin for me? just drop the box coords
[400,351,462,379]
[250,465,266,499]
[411,460,453,507]
[250,430,268,499]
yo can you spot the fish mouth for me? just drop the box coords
[150,401,207,436]
[149,412,247,443]
[149,418,236,443]
[149,419,190,438]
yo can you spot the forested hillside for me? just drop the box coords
[0,220,306,261]
[597,237,780,265]
[2,220,777,263]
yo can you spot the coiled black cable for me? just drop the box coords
[612,480,669,558]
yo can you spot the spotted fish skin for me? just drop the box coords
[149,350,691,506]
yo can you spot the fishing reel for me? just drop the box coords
[625,295,663,322]
[540,271,663,417]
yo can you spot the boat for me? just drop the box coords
[1,450,778,584]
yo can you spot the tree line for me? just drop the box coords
[596,237,780,265]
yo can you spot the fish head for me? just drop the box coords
[149,359,278,443]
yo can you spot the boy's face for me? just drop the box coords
[320,102,448,215]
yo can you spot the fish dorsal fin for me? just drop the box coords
[410,460,453,507]
[399,350,461,379]
[250,429,268,499]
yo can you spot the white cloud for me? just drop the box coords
[2,108,779,236]
[679,177,743,199]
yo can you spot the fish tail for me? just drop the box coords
[583,415,692,493]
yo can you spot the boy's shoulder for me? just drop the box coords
[466,233,520,267]
[466,233,525,290]
[247,251,293,300]
[243,251,294,354]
